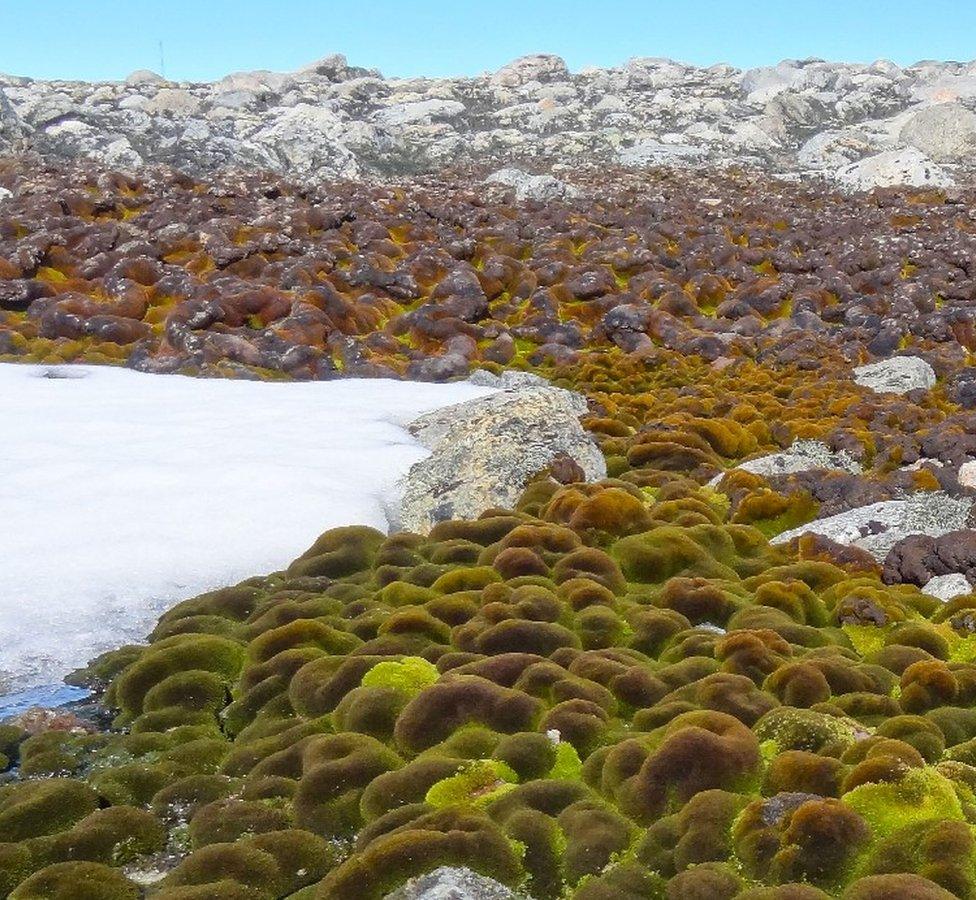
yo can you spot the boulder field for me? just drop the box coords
[5,149,976,898]
[5,54,976,190]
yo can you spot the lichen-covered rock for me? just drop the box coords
[710,440,861,487]
[485,169,580,203]
[922,573,972,601]
[394,380,605,534]
[384,866,523,900]
[835,148,953,192]
[853,357,938,395]
[773,493,972,561]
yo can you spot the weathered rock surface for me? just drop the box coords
[710,439,861,487]
[393,372,606,534]
[922,573,973,601]
[853,356,937,394]
[485,167,579,201]
[5,54,976,188]
[958,460,976,490]
[772,492,973,560]
[384,866,522,900]
[834,147,953,191]
[900,102,976,162]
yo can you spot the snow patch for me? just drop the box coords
[0,364,494,692]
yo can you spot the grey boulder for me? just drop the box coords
[393,373,605,534]
[709,439,861,487]
[772,492,974,561]
[900,102,976,163]
[853,356,937,394]
[834,148,953,192]
[922,573,973,601]
[385,866,523,900]
[485,167,580,202]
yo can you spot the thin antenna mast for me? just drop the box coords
[158,40,166,79]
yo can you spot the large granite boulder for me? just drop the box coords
[393,371,605,534]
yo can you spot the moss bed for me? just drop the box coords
[3,158,976,897]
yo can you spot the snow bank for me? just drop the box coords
[0,364,494,692]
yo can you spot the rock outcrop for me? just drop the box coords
[393,371,606,534]
[5,54,976,188]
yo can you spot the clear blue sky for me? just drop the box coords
[4,0,975,82]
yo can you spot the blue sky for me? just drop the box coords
[4,0,975,82]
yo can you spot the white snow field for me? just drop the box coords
[0,363,495,693]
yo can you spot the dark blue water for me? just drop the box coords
[0,684,91,718]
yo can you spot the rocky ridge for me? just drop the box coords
[5,53,976,188]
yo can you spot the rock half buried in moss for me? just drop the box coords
[853,356,937,395]
[708,439,862,488]
[384,865,524,899]
[394,373,606,534]
[773,492,973,561]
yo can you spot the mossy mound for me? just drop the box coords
[5,161,976,897]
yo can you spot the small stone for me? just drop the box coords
[708,439,861,488]
[3,706,95,734]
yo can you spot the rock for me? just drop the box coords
[741,62,804,105]
[853,356,937,394]
[394,379,606,534]
[618,141,705,167]
[373,99,466,128]
[899,102,976,162]
[247,104,360,180]
[0,55,975,184]
[834,148,953,191]
[145,88,201,117]
[384,866,522,900]
[710,439,861,487]
[2,706,96,734]
[922,573,972,601]
[485,167,579,202]
[958,460,976,490]
[296,53,378,81]
[490,54,569,87]
[772,492,973,561]
[123,69,167,86]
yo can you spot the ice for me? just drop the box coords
[0,364,494,693]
